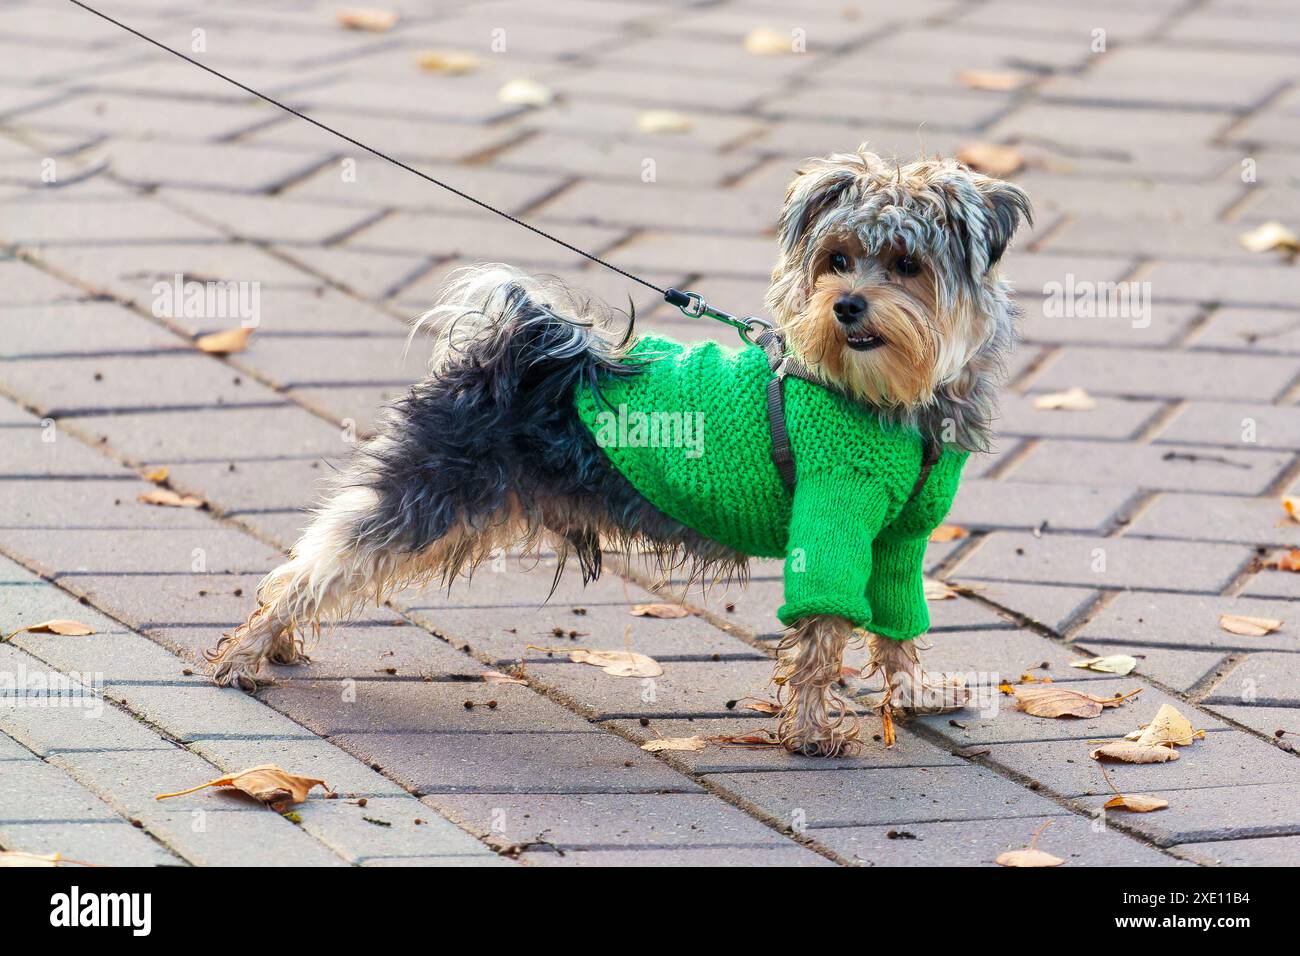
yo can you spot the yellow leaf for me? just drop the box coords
[742,27,791,55]
[417,50,479,75]
[1282,496,1300,523]
[629,603,689,619]
[335,8,397,32]
[637,110,693,134]
[138,488,204,509]
[156,764,328,810]
[641,736,706,753]
[996,820,1063,867]
[1090,741,1180,763]
[957,142,1025,177]
[1013,685,1140,719]
[482,670,527,686]
[738,697,781,715]
[1218,613,1283,637]
[0,850,63,867]
[1103,794,1168,813]
[143,466,170,483]
[956,69,1027,91]
[1266,548,1300,572]
[498,78,553,107]
[1033,386,1097,411]
[923,578,956,601]
[1239,221,1300,254]
[6,619,95,640]
[195,326,252,354]
[1069,654,1138,675]
[929,524,969,542]
[568,648,662,678]
[1135,703,1204,747]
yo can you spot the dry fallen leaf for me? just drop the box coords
[1218,613,1283,637]
[1134,703,1204,747]
[417,50,480,74]
[1266,548,1300,572]
[629,603,689,619]
[1239,221,1300,254]
[957,142,1025,177]
[996,821,1064,868]
[956,69,1027,91]
[156,764,328,810]
[637,109,693,134]
[1282,496,1300,524]
[482,670,527,686]
[142,466,170,483]
[929,524,969,542]
[195,326,252,354]
[0,850,63,867]
[924,577,957,601]
[738,697,781,715]
[1013,685,1139,719]
[498,78,553,107]
[138,488,204,509]
[1090,740,1180,763]
[709,731,783,748]
[336,8,397,32]
[1033,386,1097,411]
[6,619,95,640]
[641,736,706,753]
[880,704,896,747]
[743,27,792,55]
[568,648,663,678]
[1070,654,1138,676]
[1103,794,1168,813]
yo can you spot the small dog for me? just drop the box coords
[209,147,1030,757]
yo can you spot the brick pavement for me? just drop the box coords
[0,0,1297,866]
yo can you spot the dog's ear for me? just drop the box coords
[777,160,862,258]
[972,175,1032,272]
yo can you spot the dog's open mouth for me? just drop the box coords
[845,332,885,352]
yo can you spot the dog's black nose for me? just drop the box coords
[833,295,866,323]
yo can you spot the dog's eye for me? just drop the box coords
[828,252,850,273]
[893,255,921,278]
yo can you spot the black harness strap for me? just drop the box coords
[755,328,939,506]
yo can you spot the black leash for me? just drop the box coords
[65,0,940,501]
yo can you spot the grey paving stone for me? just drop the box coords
[1076,591,1297,652]
[519,844,833,866]
[261,679,595,736]
[1,300,175,359]
[0,418,129,478]
[1066,643,1229,695]
[1240,561,1300,600]
[105,683,319,743]
[98,140,331,194]
[0,576,132,637]
[1028,347,1297,402]
[995,393,1164,442]
[706,765,1065,830]
[1018,298,1199,349]
[0,259,83,305]
[47,747,346,866]
[948,480,1134,533]
[427,791,793,851]
[1126,492,1300,548]
[1172,835,1300,866]
[914,678,1227,746]
[0,682,175,757]
[293,795,492,863]
[984,730,1300,798]
[0,758,123,823]
[1190,307,1300,355]
[974,581,1099,634]
[817,814,1180,867]
[0,820,181,867]
[0,477,216,530]
[1005,439,1291,495]
[1,528,281,580]
[0,194,227,246]
[602,717,964,774]
[949,531,1250,593]
[1153,401,1300,453]
[1205,653,1300,707]
[329,730,700,795]
[1075,783,1300,847]
[158,189,381,246]
[1200,703,1300,742]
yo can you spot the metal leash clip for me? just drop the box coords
[665,288,775,345]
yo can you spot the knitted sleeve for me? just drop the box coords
[867,535,930,640]
[777,466,893,629]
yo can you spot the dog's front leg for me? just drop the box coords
[774,614,858,756]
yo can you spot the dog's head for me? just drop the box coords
[765,148,1031,446]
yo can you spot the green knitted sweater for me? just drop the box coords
[574,335,969,640]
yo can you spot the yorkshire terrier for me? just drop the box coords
[208,147,1031,757]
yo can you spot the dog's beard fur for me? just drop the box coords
[766,147,1031,452]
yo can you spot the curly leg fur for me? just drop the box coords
[775,616,859,756]
[866,632,969,714]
